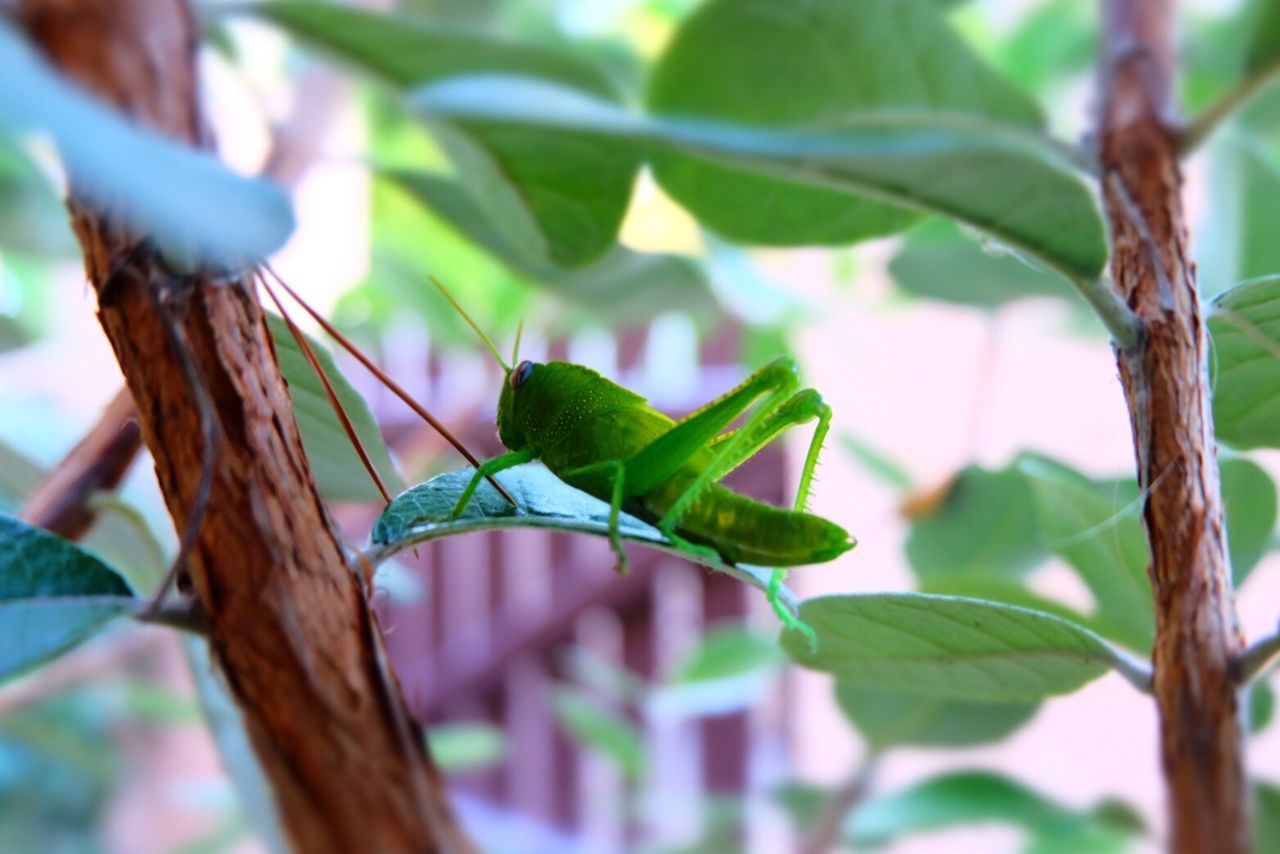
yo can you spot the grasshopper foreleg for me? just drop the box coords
[447,449,534,519]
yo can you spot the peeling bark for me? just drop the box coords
[1098,2,1248,851]
[13,1,472,850]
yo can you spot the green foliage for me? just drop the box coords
[1221,457,1278,585]
[370,464,788,602]
[0,514,136,682]
[1250,681,1275,735]
[1210,275,1280,449]
[552,687,646,780]
[839,433,914,493]
[245,1,636,269]
[266,314,404,503]
[671,623,783,684]
[0,21,291,266]
[889,218,1076,309]
[1257,779,1280,851]
[905,464,1045,581]
[849,770,1142,850]
[835,683,1038,750]
[646,0,1039,246]
[781,594,1117,702]
[414,74,1107,281]
[1016,454,1154,651]
[426,723,507,773]
[0,141,75,257]
[381,170,720,327]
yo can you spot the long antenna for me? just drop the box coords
[258,271,393,505]
[428,275,509,372]
[261,263,517,508]
[511,321,524,367]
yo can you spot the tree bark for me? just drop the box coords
[12,1,472,850]
[1098,2,1248,851]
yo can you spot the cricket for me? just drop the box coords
[257,268,855,631]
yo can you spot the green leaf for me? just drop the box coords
[1245,0,1280,75]
[413,74,1108,282]
[381,171,720,327]
[1257,779,1280,852]
[905,464,1046,581]
[0,140,75,257]
[0,21,292,266]
[781,593,1117,702]
[1250,681,1275,735]
[426,723,506,773]
[1016,454,1154,651]
[672,624,783,684]
[1200,139,1280,299]
[849,770,1139,849]
[835,682,1038,750]
[889,218,1077,309]
[646,0,1042,246]
[368,464,795,608]
[1221,457,1277,585]
[552,688,645,781]
[1210,275,1280,449]
[266,314,404,504]
[0,514,136,682]
[245,1,636,268]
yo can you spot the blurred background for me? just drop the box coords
[2,0,1280,851]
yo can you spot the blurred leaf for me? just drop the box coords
[0,437,44,511]
[1245,0,1280,75]
[993,0,1095,93]
[81,495,168,593]
[414,75,1108,281]
[772,781,831,833]
[0,141,75,257]
[266,314,404,503]
[672,623,783,684]
[246,0,636,268]
[1017,454,1154,651]
[645,0,1042,247]
[562,646,648,706]
[106,680,201,726]
[889,218,1076,309]
[381,171,720,327]
[0,514,135,682]
[1199,139,1280,300]
[1257,779,1280,851]
[849,770,1140,850]
[369,464,794,606]
[835,682,1038,750]
[905,464,1046,581]
[1210,275,1280,450]
[426,722,506,773]
[1221,457,1277,585]
[781,594,1117,702]
[649,624,784,720]
[552,687,645,781]
[840,432,914,493]
[1250,681,1275,735]
[0,21,292,267]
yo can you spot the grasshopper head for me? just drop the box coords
[497,359,538,451]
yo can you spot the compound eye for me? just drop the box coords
[511,360,534,389]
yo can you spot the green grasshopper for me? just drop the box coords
[432,280,855,631]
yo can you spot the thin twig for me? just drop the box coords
[19,387,142,539]
[1070,272,1143,350]
[1105,642,1155,694]
[1237,629,1280,686]
[1182,62,1280,155]
[799,752,879,854]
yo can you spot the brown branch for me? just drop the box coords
[12,2,472,850]
[18,386,141,539]
[1097,3,1247,852]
